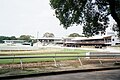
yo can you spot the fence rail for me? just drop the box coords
[0,53,120,69]
[0,54,120,59]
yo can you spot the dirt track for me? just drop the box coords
[13,69,120,80]
[0,59,119,69]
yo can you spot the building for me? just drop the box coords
[63,31,120,48]
[34,37,62,46]
[3,40,31,46]
[63,36,113,48]
[3,40,25,45]
[33,30,120,48]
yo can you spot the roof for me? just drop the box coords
[3,40,25,41]
[34,37,62,40]
[72,35,112,41]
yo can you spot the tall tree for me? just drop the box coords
[43,32,55,38]
[0,36,17,43]
[50,0,120,37]
[19,35,32,42]
[68,33,83,37]
[10,36,17,40]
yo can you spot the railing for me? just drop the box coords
[0,53,120,69]
[1,54,120,59]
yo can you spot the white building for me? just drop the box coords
[105,27,120,46]
[3,40,25,45]
[63,29,120,47]
[3,40,32,46]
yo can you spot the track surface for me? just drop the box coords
[13,69,120,80]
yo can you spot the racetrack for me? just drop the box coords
[11,69,120,80]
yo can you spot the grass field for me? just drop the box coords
[0,48,94,64]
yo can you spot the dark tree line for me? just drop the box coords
[50,0,120,37]
[0,35,33,43]
[0,36,17,43]
[68,33,84,37]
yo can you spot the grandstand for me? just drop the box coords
[35,31,120,48]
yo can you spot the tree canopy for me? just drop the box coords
[18,35,33,42]
[0,36,17,43]
[43,32,55,38]
[50,0,120,37]
[68,33,84,37]
[0,35,33,43]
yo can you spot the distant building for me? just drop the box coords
[63,30,120,48]
[3,40,31,46]
[33,30,120,48]
[34,37,62,46]
[3,40,25,45]
[63,36,118,47]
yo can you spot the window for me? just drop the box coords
[112,39,114,41]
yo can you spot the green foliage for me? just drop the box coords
[10,36,17,40]
[0,35,33,43]
[68,33,84,37]
[0,36,17,43]
[50,0,120,37]
[43,32,55,38]
[50,0,86,28]
[18,35,32,42]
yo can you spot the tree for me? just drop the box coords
[10,36,17,40]
[50,0,120,37]
[0,36,17,43]
[112,23,119,32]
[0,36,6,43]
[68,33,83,37]
[19,35,32,42]
[43,32,55,38]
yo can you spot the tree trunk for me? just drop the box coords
[108,0,120,36]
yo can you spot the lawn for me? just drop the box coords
[0,48,93,64]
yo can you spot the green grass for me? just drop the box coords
[60,48,89,52]
[0,48,93,64]
[0,54,84,64]
[110,46,120,50]
[0,48,94,76]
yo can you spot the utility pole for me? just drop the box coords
[37,31,39,47]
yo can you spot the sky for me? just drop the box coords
[0,0,83,38]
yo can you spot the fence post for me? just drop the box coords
[78,58,83,66]
[98,57,102,64]
[114,57,118,63]
[12,55,15,64]
[53,58,57,67]
[20,58,23,70]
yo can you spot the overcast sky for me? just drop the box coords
[0,0,83,38]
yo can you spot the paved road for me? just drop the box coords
[13,69,120,80]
